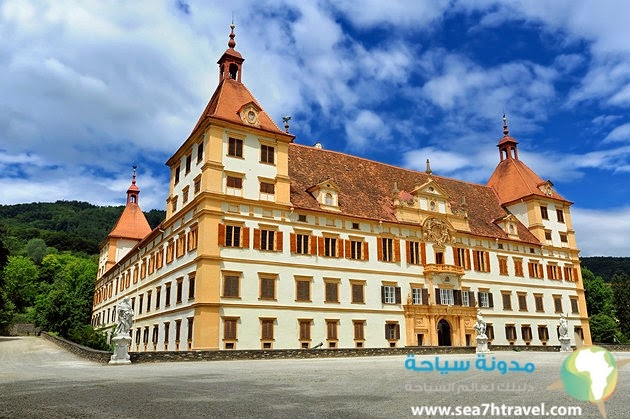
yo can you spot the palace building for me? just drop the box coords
[92,25,591,351]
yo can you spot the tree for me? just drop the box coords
[2,256,39,313]
[582,267,616,318]
[25,238,48,264]
[612,272,630,340]
[589,313,620,343]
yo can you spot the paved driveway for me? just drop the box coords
[0,336,628,418]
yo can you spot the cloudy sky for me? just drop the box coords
[1,0,629,256]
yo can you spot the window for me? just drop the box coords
[156,248,164,269]
[171,196,178,213]
[353,321,365,342]
[220,224,249,248]
[385,323,400,340]
[412,288,426,305]
[185,154,192,174]
[528,261,543,278]
[514,258,524,277]
[174,166,180,184]
[296,279,311,302]
[553,295,563,313]
[298,214,307,222]
[407,241,423,265]
[517,293,528,311]
[453,247,470,269]
[570,297,579,314]
[143,327,149,345]
[435,252,444,264]
[188,274,195,300]
[323,237,337,257]
[226,176,243,195]
[498,257,508,275]
[254,228,281,251]
[352,222,359,230]
[176,279,183,303]
[164,322,170,345]
[486,324,494,340]
[564,266,575,281]
[261,319,274,341]
[521,325,532,341]
[534,294,544,312]
[351,282,365,304]
[197,141,204,163]
[325,281,339,303]
[462,290,470,307]
[545,230,552,241]
[547,264,562,280]
[473,250,490,272]
[260,182,275,200]
[223,275,239,298]
[478,291,493,308]
[175,320,182,344]
[325,193,333,205]
[176,235,186,258]
[560,233,568,244]
[224,318,237,340]
[260,144,275,164]
[348,240,364,260]
[187,318,194,344]
[146,292,151,312]
[505,325,517,341]
[556,209,564,223]
[188,227,198,251]
[294,234,310,255]
[228,137,243,157]
[166,240,175,263]
[381,285,401,304]
[260,277,276,300]
[540,206,548,220]
[538,326,549,341]
[182,187,189,205]
[299,320,311,342]
[165,284,171,307]
[194,177,201,194]
[379,237,397,262]
[502,292,512,310]
[436,288,454,305]
[326,320,339,342]
[152,325,158,345]
[156,287,161,310]
[138,294,143,314]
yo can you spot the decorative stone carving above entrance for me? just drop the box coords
[423,218,453,247]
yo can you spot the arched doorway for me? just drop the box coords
[437,319,452,346]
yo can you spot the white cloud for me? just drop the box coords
[344,110,390,149]
[572,206,630,256]
[604,123,630,143]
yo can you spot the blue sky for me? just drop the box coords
[1,1,629,256]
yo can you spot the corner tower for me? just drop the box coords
[97,167,152,279]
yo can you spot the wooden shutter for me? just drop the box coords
[473,251,479,271]
[465,249,471,269]
[435,287,441,304]
[395,287,401,304]
[276,231,283,252]
[488,292,494,308]
[253,229,261,250]
[218,223,226,246]
[290,233,297,253]
[573,268,578,282]
[393,239,401,262]
[377,237,383,261]
[421,242,427,265]
[310,235,317,255]
[557,266,563,280]
[345,240,351,259]
[405,241,411,264]
[337,239,344,258]
[380,286,386,303]
[318,237,324,256]
[546,265,552,279]
[242,227,250,248]
[469,291,476,307]
[453,289,462,306]
[528,262,534,277]
[422,288,429,305]
[453,247,459,266]
[395,324,400,339]
[362,242,369,260]
[484,251,490,272]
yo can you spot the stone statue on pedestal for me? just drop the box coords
[110,297,134,365]
[474,309,490,353]
[558,313,572,352]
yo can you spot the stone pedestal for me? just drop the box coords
[109,336,131,365]
[559,337,572,352]
[476,336,490,353]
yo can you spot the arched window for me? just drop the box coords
[325,193,333,206]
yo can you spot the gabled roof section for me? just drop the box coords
[411,178,449,198]
[486,157,569,205]
[108,205,152,241]
[288,144,539,244]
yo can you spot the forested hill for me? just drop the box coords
[0,201,165,256]
[581,257,630,282]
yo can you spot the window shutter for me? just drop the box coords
[546,265,551,279]
[405,241,411,264]
[484,252,490,272]
[488,293,494,308]
[242,227,250,248]
[218,223,226,246]
[422,288,429,305]
[453,289,462,306]
[528,262,533,277]
[393,239,401,262]
[421,242,427,265]
[395,287,401,304]
[318,237,325,256]
[377,237,383,261]
[469,291,476,307]
[465,249,471,269]
[276,231,283,252]
[290,233,297,253]
[380,286,386,303]
[557,266,563,280]
[573,268,578,282]
[253,229,261,250]
[473,251,479,271]
[453,247,459,266]
[345,240,351,259]
[395,324,400,340]
[337,239,344,258]
[362,242,369,260]
[435,287,441,304]
[310,235,317,255]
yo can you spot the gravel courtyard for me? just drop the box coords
[0,336,628,418]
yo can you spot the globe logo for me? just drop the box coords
[561,345,618,402]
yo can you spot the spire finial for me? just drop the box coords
[502,114,509,136]
[228,22,236,49]
[132,165,137,185]
[426,158,432,175]
[282,115,291,133]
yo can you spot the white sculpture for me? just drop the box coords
[474,309,487,338]
[558,313,569,339]
[114,297,133,337]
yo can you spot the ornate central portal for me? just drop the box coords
[404,303,477,346]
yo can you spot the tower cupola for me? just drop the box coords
[126,165,140,205]
[218,23,244,82]
[497,114,519,161]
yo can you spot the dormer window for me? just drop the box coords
[325,193,333,206]
[307,180,341,212]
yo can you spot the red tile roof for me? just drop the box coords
[107,203,152,241]
[288,144,540,244]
